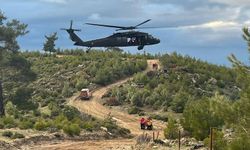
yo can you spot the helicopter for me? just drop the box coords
[61,19,160,52]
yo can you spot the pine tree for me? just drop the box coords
[0,11,28,116]
[43,32,58,54]
[227,27,250,149]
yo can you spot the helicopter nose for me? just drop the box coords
[156,38,160,44]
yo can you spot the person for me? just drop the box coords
[140,117,146,129]
[146,117,153,130]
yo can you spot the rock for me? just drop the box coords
[208,77,217,85]
[101,126,108,132]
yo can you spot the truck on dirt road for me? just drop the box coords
[79,88,92,100]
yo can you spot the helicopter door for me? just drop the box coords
[127,37,136,43]
[138,36,146,45]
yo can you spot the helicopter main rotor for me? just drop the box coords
[86,19,152,31]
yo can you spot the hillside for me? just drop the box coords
[0,49,247,150]
[0,50,148,142]
[105,52,239,114]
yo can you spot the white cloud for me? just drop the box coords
[88,13,101,21]
[179,21,241,30]
[209,0,250,6]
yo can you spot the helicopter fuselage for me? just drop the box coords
[67,30,159,50]
[78,31,160,49]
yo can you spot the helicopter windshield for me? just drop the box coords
[148,35,154,39]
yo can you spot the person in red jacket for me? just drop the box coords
[140,117,146,129]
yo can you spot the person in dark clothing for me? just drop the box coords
[140,117,146,129]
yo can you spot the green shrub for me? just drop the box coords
[164,118,179,139]
[34,119,48,131]
[102,117,118,133]
[2,116,17,128]
[2,131,13,138]
[19,119,34,129]
[228,133,250,150]
[62,82,73,97]
[81,122,94,132]
[12,132,25,139]
[63,123,81,136]
[76,79,89,90]
[63,106,80,121]
[0,123,4,129]
[11,87,38,110]
[53,114,68,129]
[33,110,41,117]
[128,106,141,114]
[204,130,227,150]
[150,114,168,122]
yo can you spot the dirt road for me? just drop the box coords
[69,59,164,136]
[32,59,165,150]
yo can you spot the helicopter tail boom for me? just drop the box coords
[61,20,84,45]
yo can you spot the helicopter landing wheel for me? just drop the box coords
[138,45,144,50]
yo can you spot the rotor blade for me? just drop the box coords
[85,23,126,29]
[135,26,181,29]
[135,19,151,27]
[60,28,68,30]
[60,28,81,32]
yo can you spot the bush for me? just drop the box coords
[128,106,141,114]
[150,114,168,122]
[63,123,81,136]
[182,98,224,140]
[102,117,118,132]
[2,131,13,138]
[81,122,94,132]
[76,79,89,90]
[63,106,81,121]
[164,118,179,139]
[62,82,73,97]
[228,133,250,150]
[11,87,38,110]
[104,97,121,106]
[2,116,17,128]
[0,123,4,129]
[34,119,49,131]
[12,132,25,139]
[204,130,227,150]
[19,119,34,129]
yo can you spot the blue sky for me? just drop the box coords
[1,0,250,66]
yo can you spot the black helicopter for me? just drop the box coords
[61,19,160,51]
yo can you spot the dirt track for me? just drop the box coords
[32,59,165,150]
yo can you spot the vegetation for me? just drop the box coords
[43,32,58,54]
[0,11,29,116]
[2,131,25,139]
[181,27,250,149]
[164,118,178,139]
[106,52,239,115]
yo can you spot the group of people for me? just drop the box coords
[140,117,153,130]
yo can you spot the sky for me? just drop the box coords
[1,0,250,66]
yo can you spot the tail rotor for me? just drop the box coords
[61,20,81,32]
